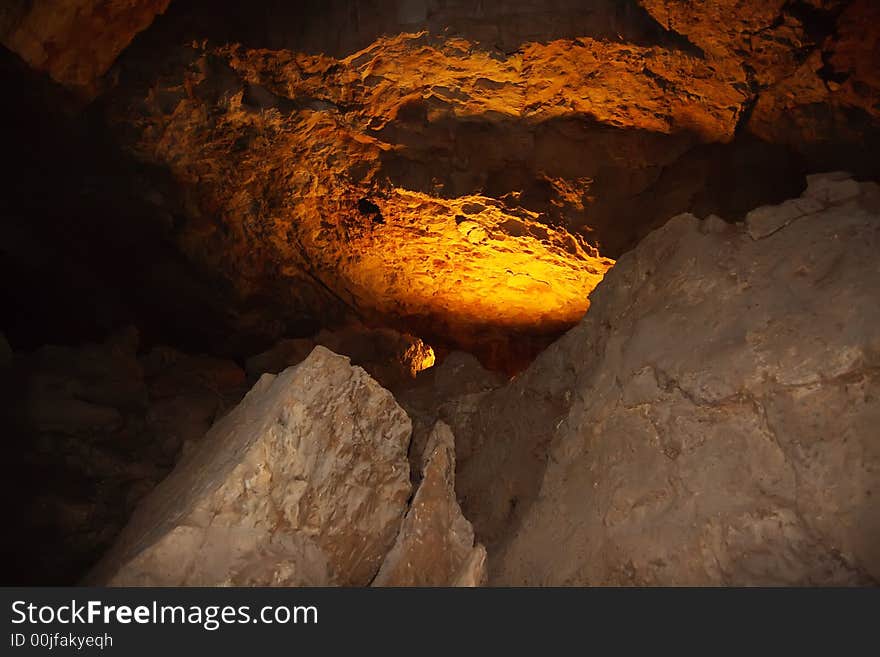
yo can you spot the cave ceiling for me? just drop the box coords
[2,0,878,367]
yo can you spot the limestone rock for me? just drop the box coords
[429,351,507,399]
[487,174,880,585]
[452,544,489,587]
[745,1,880,165]
[373,421,486,587]
[637,0,805,84]
[244,339,315,382]
[444,337,586,547]
[0,0,170,94]
[803,171,862,205]
[87,346,413,586]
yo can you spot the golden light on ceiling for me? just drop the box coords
[119,33,640,364]
[319,189,614,350]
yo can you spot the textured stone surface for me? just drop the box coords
[5,0,879,590]
[745,196,825,239]
[87,346,413,586]
[739,0,880,165]
[452,544,488,587]
[373,421,486,587]
[393,350,506,492]
[489,174,880,585]
[636,0,880,136]
[0,0,170,93]
[638,0,806,82]
[104,35,619,366]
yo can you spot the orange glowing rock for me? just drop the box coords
[107,34,632,361]
[98,2,880,363]
[319,190,614,348]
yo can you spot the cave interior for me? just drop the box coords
[1,0,878,586]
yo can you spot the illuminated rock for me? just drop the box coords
[392,350,506,494]
[373,421,486,587]
[491,175,880,585]
[637,0,880,161]
[637,0,805,84]
[87,346,413,586]
[105,36,621,365]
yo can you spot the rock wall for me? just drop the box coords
[245,325,435,390]
[2,1,879,587]
[1,325,463,585]
[639,0,880,170]
[478,173,880,585]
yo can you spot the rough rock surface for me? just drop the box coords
[0,0,170,94]
[748,0,880,163]
[486,173,880,585]
[638,0,880,168]
[87,346,413,586]
[105,34,618,366]
[373,421,486,587]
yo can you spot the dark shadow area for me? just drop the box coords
[0,46,327,359]
[768,103,880,181]
[123,0,702,61]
